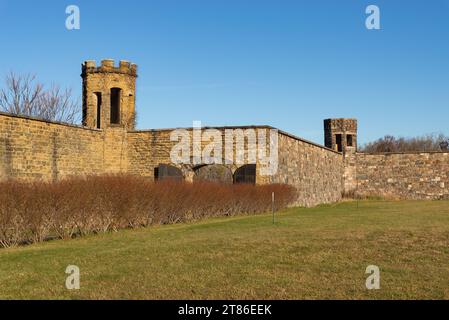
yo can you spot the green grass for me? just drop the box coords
[1,200,449,300]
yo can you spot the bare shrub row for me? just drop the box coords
[0,175,296,248]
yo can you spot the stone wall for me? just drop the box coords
[275,131,344,207]
[0,114,346,207]
[0,112,128,180]
[356,152,449,200]
[127,126,273,183]
[343,148,357,195]
[7,110,449,205]
[128,128,344,207]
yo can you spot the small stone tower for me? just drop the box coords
[324,118,358,196]
[324,118,358,152]
[81,59,137,130]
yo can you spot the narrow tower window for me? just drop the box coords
[94,92,102,129]
[110,88,121,124]
[335,134,343,152]
[346,134,354,147]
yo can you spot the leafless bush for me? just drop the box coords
[360,134,449,153]
[0,175,296,248]
[0,72,80,124]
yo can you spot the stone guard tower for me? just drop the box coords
[324,118,358,195]
[82,60,137,130]
[324,118,357,152]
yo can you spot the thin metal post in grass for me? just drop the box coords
[272,192,275,224]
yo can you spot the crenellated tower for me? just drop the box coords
[81,59,137,130]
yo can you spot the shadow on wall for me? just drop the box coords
[51,133,58,182]
[154,164,257,185]
[0,136,12,178]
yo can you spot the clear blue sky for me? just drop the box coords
[0,0,448,144]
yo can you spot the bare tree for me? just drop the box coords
[0,72,80,124]
[440,140,449,151]
[360,133,449,153]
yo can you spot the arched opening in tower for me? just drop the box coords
[346,134,354,147]
[110,88,121,125]
[94,92,102,129]
[335,134,343,152]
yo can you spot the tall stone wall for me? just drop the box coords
[275,131,344,207]
[0,112,346,207]
[0,112,128,180]
[356,152,449,200]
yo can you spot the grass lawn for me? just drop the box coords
[1,200,449,300]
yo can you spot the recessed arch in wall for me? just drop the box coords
[233,164,256,184]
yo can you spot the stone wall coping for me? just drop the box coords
[276,129,341,154]
[357,151,449,156]
[128,125,341,154]
[128,125,273,133]
[0,111,101,132]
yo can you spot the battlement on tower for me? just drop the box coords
[82,59,137,77]
[81,59,138,130]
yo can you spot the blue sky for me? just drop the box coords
[0,0,448,144]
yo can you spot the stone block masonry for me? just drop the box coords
[0,112,128,180]
[275,131,343,207]
[356,152,449,200]
[127,127,345,207]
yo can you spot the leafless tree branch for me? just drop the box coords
[0,72,80,124]
[360,134,449,152]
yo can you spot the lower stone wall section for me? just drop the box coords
[356,152,449,200]
[128,128,345,207]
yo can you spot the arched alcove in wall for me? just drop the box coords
[154,164,184,181]
[233,164,256,184]
[193,164,233,184]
